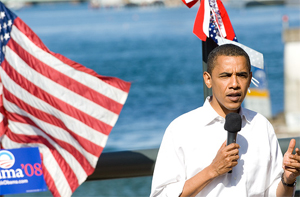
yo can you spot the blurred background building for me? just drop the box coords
[1,0,300,9]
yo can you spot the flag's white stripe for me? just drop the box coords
[214,2,226,38]
[211,9,227,38]
[0,113,3,122]
[5,47,119,127]
[203,0,210,37]
[1,135,72,197]
[11,25,128,105]
[8,121,88,185]
[0,81,3,94]
[184,0,195,3]
[3,96,98,167]
[0,67,109,147]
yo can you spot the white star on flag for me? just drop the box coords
[0,12,5,19]
[2,22,7,30]
[3,33,9,41]
[7,20,12,27]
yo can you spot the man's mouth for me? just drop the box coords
[227,93,242,102]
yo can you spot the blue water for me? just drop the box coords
[8,2,300,196]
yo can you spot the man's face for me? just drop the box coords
[204,55,252,117]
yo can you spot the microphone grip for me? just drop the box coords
[227,132,237,173]
[226,132,237,146]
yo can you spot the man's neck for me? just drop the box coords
[209,96,240,118]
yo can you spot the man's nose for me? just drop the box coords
[230,75,239,89]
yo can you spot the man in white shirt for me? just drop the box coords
[150,44,300,197]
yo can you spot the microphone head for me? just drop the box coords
[224,112,242,133]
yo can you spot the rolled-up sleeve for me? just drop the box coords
[150,125,186,197]
[264,122,284,196]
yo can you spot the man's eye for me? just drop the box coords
[237,73,248,78]
[220,74,230,78]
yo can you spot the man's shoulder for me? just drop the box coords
[242,107,271,125]
[167,106,205,130]
[175,106,204,121]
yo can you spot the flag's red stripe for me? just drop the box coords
[2,60,113,136]
[13,17,131,93]
[0,119,6,137]
[0,90,7,137]
[217,0,235,41]
[2,86,103,157]
[41,159,61,197]
[5,128,79,193]
[193,0,207,41]
[6,111,95,175]
[7,38,124,115]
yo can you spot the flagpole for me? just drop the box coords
[202,37,218,100]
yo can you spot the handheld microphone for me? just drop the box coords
[224,112,242,173]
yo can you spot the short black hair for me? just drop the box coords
[207,44,251,75]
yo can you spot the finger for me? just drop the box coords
[289,154,300,162]
[228,148,239,157]
[218,141,227,151]
[287,139,296,154]
[284,167,299,174]
[222,140,227,148]
[225,143,240,151]
[229,158,239,168]
[284,168,299,174]
[230,154,240,162]
[284,161,300,169]
[287,158,300,164]
[296,148,300,156]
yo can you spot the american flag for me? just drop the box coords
[182,0,237,43]
[0,2,130,197]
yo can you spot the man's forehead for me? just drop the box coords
[213,55,249,72]
[215,55,247,62]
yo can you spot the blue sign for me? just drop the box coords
[0,147,48,195]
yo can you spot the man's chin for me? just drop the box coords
[225,105,241,113]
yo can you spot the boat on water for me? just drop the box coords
[225,0,300,7]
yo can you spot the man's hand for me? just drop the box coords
[210,141,240,177]
[282,139,300,184]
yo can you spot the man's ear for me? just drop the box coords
[248,72,253,88]
[203,71,212,89]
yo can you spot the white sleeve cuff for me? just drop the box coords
[265,176,281,196]
[151,180,185,197]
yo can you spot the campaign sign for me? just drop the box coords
[0,147,47,195]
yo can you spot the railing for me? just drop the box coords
[87,137,300,195]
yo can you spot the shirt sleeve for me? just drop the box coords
[150,125,186,197]
[264,121,284,196]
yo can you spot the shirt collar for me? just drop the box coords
[239,107,252,124]
[202,96,252,125]
[202,96,224,126]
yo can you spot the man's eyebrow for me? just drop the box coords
[237,72,249,75]
[219,72,232,76]
[219,71,249,75]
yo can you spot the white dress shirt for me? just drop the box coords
[150,97,283,197]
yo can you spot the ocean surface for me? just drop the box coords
[7,2,300,196]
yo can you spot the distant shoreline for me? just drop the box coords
[3,0,299,11]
